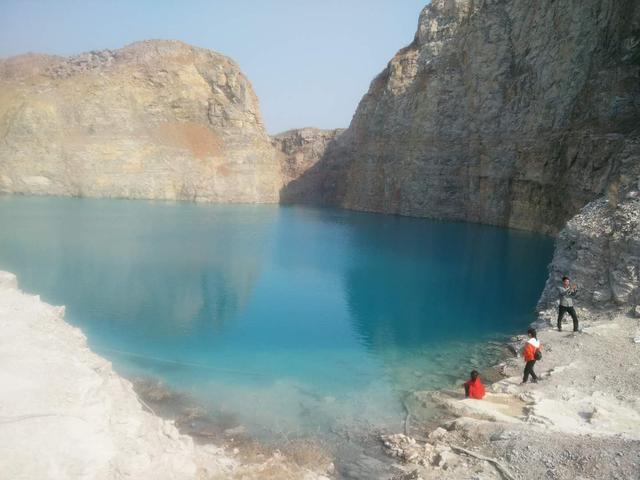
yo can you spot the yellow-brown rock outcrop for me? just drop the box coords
[0,40,283,202]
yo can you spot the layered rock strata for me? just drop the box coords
[288,0,640,234]
[272,127,344,203]
[0,40,282,202]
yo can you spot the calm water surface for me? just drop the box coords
[0,196,554,439]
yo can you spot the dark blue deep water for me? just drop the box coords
[0,196,554,438]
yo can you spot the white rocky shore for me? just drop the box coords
[0,271,328,480]
[383,309,640,480]
[380,194,640,480]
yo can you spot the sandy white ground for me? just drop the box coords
[0,271,327,480]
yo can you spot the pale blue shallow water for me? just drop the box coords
[0,196,554,438]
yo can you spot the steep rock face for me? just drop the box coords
[272,128,344,203]
[296,0,640,233]
[538,181,640,311]
[0,40,282,202]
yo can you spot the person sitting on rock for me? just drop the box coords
[463,370,485,399]
[522,328,541,384]
[557,275,579,332]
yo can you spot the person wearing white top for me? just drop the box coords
[557,276,579,332]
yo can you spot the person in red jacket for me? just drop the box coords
[463,370,485,399]
[522,327,541,384]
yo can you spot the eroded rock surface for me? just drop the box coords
[0,40,283,202]
[539,184,640,310]
[288,0,640,234]
[272,127,344,203]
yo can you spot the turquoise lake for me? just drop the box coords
[0,196,554,441]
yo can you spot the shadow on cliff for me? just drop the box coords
[278,131,351,209]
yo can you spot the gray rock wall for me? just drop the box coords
[272,127,344,203]
[290,0,640,234]
[539,181,640,311]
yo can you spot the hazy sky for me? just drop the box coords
[0,0,427,133]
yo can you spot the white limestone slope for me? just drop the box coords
[0,271,331,480]
[0,271,239,479]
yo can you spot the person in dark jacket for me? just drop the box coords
[557,276,579,332]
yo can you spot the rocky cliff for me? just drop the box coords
[272,127,344,203]
[2,2,639,236]
[0,40,282,202]
[538,184,640,311]
[286,0,640,234]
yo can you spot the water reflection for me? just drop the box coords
[0,196,272,346]
[269,206,552,352]
[342,217,552,350]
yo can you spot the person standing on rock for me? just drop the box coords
[557,276,579,332]
[522,328,541,384]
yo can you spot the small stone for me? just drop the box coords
[406,452,419,462]
[0,271,18,290]
[395,470,422,480]
[223,425,245,437]
[161,422,180,441]
[428,427,448,441]
[592,290,612,303]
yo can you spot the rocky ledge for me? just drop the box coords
[380,306,640,480]
[372,183,640,480]
[539,186,640,310]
